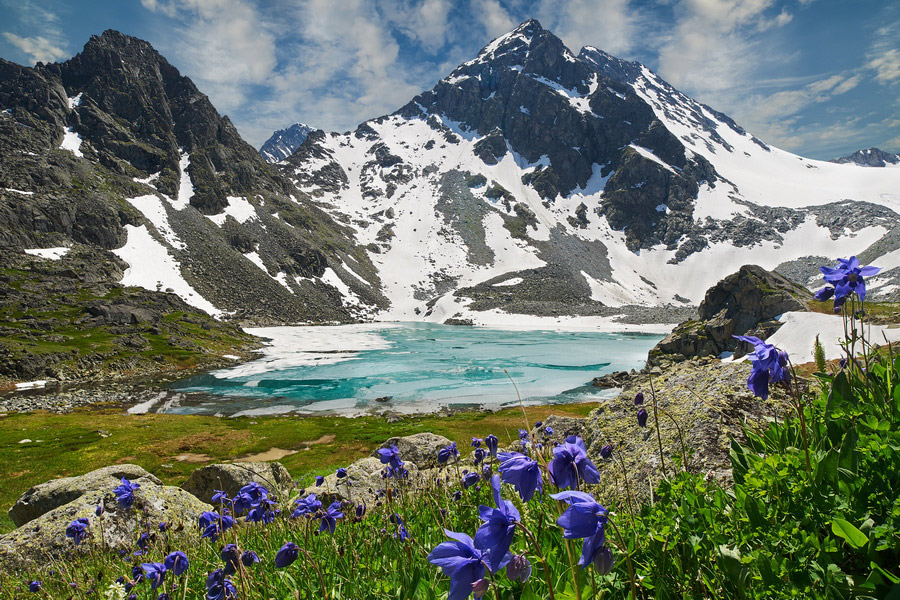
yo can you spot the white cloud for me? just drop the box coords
[868,48,900,84]
[1,32,67,63]
[1,0,68,64]
[379,0,454,51]
[536,0,638,56]
[472,0,517,38]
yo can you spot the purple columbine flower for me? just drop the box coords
[377,445,403,470]
[315,475,325,486]
[95,504,104,517]
[336,468,348,479]
[427,530,487,600]
[497,452,542,501]
[518,429,529,440]
[548,436,601,490]
[551,490,610,570]
[211,490,230,504]
[29,581,42,593]
[474,475,518,573]
[471,437,482,448]
[141,563,167,590]
[462,471,480,489]
[733,335,790,400]
[633,392,644,405]
[484,435,499,458]
[221,544,240,575]
[355,503,366,519]
[241,550,259,567]
[164,551,189,576]
[292,494,323,518]
[438,442,459,464]
[275,542,299,568]
[507,554,532,583]
[319,502,345,533]
[544,426,554,436]
[636,408,648,428]
[65,518,90,545]
[198,512,234,542]
[813,286,835,302]
[158,522,168,532]
[473,448,486,465]
[205,569,237,600]
[600,444,613,459]
[471,579,490,598]
[114,478,140,509]
[593,545,614,574]
[820,256,881,303]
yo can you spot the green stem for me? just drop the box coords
[607,518,638,600]
[647,376,668,479]
[515,522,557,600]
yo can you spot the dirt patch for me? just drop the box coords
[303,434,335,445]
[236,448,298,462]
[114,456,137,464]
[175,453,213,463]
[147,430,252,456]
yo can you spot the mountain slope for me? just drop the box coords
[275,20,900,323]
[0,30,386,329]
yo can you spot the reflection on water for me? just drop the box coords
[159,323,662,416]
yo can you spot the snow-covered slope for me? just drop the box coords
[271,20,900,324]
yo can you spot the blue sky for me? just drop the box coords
[1,0,897,160]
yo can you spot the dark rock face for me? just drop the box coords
[830,147,900,167]
[650,265,812,363]
[181,462,294,504]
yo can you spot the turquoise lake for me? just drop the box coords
[155,323,663,416]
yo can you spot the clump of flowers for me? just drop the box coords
[113,478,140,509]
[733,335,790,400]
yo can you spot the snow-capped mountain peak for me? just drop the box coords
[266,21,900,325]
[259,122,316,163]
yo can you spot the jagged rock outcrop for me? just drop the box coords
[649,265,812,364]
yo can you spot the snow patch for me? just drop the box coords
[207,196,258,226]
[114,225,221,317]
[126,194,185,249]
[171,151,194,210]
[67,92,83,109]
[60,127,83,157]
[4,188,34,195]
[493,277,523,287]
[628,144,676,174]
[24,247,69,260]
[764,312,900,364]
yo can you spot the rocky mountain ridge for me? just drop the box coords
[830,147,900,168]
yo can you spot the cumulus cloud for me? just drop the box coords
[535,0,638,56]
[1,0,68,64]
[473,0,517,38]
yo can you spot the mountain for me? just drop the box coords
[0,30,386,331]
[259,122,315,163]
[830,147,900,168]
[273,20,900,324]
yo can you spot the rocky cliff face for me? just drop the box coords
[272,20,900,324]
[0,30,386,328]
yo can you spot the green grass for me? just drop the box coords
[0,402,599,534]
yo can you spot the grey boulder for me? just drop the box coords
[181,461,294,504]
[8,464,161,527]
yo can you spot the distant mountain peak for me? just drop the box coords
[259,122,316,163]
[830,147,900,167]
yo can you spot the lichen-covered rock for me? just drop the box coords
[181,461,294,504]
[303,457,421,507]
[376,432,456,470]
[8,464,160,527]
[0,477,211,571]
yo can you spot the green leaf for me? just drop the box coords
[831,518,869,549]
